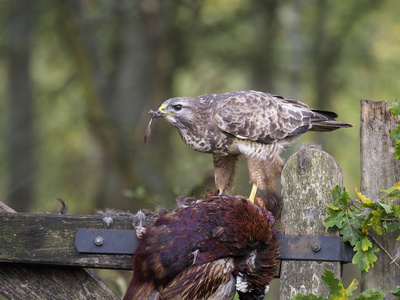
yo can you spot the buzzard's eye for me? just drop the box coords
[172,104,183,111]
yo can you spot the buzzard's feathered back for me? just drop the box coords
[212,91,351,143]
[123,195,279,300]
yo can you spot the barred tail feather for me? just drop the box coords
[310,109,353,132]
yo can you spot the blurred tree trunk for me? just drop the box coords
[249,0,280,92]
[4,0,36,212]
[54,0,176,211]
[312,0,383,110]
[311,0,382,146]
[281,2,305,99]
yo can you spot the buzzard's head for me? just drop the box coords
[145,97,203,143]
[156,97,197,128]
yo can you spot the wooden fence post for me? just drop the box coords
[360,100,400,299]
[0,202,120,300]
[279,146,343,298]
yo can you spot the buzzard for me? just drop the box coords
[146,90,352,203]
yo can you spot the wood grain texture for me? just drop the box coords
[360,100,400,299]
[279,146,343,298]
[0,264,119,300]
[0,202,120,300]
[0,212,136,269]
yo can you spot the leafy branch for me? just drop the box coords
[324,185,400,272]
[292,269,385,300]
[389,101,400,159]
[291,270,400,300]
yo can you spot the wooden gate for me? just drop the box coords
[1,100,399,299]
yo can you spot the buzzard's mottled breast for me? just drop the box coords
[163,94,236,155]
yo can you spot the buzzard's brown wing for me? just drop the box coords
[213,90,328,143]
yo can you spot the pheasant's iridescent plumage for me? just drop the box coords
[123,194,279,300]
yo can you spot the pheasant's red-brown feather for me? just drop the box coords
[124,195,279,300]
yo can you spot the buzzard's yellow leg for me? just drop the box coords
[249,184,257,203]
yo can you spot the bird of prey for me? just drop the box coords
[123,194,279,300]
[146,90,352,203]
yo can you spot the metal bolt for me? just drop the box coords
[94,236,104,246]
[311,243,321,252]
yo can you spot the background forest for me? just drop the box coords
[1,0,400,298]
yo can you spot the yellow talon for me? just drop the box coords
[249,184,257,203]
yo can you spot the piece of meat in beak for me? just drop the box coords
[144,109,164,143]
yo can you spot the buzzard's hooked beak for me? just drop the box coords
[158,105,176,116]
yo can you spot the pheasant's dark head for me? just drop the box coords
[234,245,278,300]
[231,196,279,300]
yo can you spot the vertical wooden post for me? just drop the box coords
[360,100,400,299]
[279,146,343,298]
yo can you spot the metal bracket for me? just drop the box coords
[74,229,354,262]
[278,235,354,262]
[75,229,139,254]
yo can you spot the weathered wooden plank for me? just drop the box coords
[360,100,400,299]
[0,212,135,269]
[279,146,343,298]
[0,264,119,300]
[0,202,120,300]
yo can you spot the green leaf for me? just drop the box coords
[355,289,385,300]
[385,221,400,234]
[321,269,341,297]
[382,184,400,201]
[352,239,379,272]
[332,185,343,200]
[377,202,393,214]
[389,101,400,115]
[392,130,400,143]
[360,236,372,251]
[331,186,352,206]
[391,126,400,142]
[345,279,359,298]
[360,202,378,209]
[391,286,400,296]
[369,210,383,235]
[389,102,400,160]
[338,189,351,207]
[394,144,400,160]
[291,293,327,300]
[326,202,341,210]
[324,210,346,228]
[339,214,364,246]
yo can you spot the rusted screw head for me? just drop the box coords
[94,236,104,246]
[311,243,321,252]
